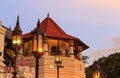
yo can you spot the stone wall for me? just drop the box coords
[0,20,7,78]
[17,56,86,78]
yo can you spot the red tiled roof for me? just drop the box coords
[23,16,89,50]
[40,17,76,39]
[23,16,76,39]
[22,32,31,39]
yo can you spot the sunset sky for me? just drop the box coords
[1,0,120,66]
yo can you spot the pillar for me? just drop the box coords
[77,46,82,60]
[0,20,6,78]
[69,40,74,57]
[43,38,48,56]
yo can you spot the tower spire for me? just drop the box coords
[47,12,49,17]
[13,15,22,33]
[16,15,20,27]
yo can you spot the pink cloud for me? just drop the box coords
[84,0,120,9]
[112,36,120,45]
[88,36,120,65]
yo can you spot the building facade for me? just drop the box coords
[18,15,89,78]
[0,20,7,78]
[2,15,89,78]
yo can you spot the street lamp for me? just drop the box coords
[93,61,100,78]
[31,19,45,78]
[55,54,63,78]
[12,16,22,78]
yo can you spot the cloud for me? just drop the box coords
[112,36,120,45]
[88,36,120,65]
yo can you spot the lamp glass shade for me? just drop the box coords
[38,48,42,52]
[32,32,44,54]
[12,35,22,45]
[55,55,62,64]
[38,34,42,52]
[95,75,98,78]
[33,35,37,51]
[93,70,100,78]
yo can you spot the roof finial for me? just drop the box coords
[37,19,40,28]
[13,15,22,32]
[47,12,49,17]
[17,15,19,23]
[16,15,20,26]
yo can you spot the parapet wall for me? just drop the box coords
[16,56,86,78]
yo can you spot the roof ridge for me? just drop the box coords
[43,17,49,32]
[45,17,67,35]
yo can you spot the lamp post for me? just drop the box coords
[12,16,22,78]
[31,19,45,78]
[55,54,63,78]
[93,61,100,78]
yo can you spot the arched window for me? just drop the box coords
[51,46,59,55]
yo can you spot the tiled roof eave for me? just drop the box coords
[47,36,74,40]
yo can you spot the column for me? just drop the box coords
[77,46,82,60]
[43,38,48,56]
[69,40,74,57]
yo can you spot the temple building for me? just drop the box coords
[21,14,89,78]
[2,14,89,78]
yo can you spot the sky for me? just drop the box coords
[1,0,120,66]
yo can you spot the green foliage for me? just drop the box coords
[86,52,120,78]
[85,67,93,78]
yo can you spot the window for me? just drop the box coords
[51,46,57,55]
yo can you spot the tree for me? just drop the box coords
[86,52,120,78]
